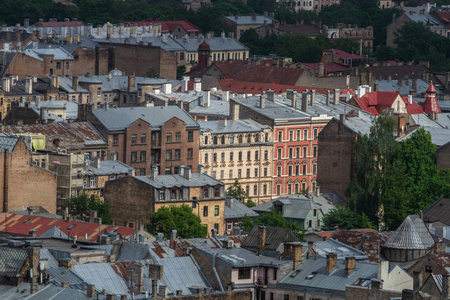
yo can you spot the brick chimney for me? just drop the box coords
[435,241,446,254]
[87,284,95,298]
[128,74,135,91]
[257,225,266,255]
[72,76,79,92]
[345,257,356,275]
[267,90,275,102]
[27,247,40,284]
[301,92,308,112]
[326,252,337,274]
[334,89,340,105]
[149,264,164,281]
[129,264,144,295]
[284,242,303,269]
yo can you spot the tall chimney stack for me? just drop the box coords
[334,89,340,105]
[301,92,308,112]
[326,253,337,274]
[257,225,266,255]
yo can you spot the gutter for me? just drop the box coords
[212,252,224,292]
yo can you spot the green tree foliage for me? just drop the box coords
[147,205,207,238]
[242,209,306,240]
[226,178,253,204]
[322,206,375,231]
[66,193,112,224]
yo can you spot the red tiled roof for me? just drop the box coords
[218,79,355,95]
[198,40,210,51]
[303,62,350,73]
[122,20,200,33]
[352,91,423,116]
[434,11,450,28]
[39,21,84,28]
[316,231,333,239]
[323,49,366,59]
[427,82,437,93]
[0,213,134,242]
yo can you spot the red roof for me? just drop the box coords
[39,21,84,28]
[122,20,200,33]
[323,49,366,60]
[303,62,350,73]
[352,91,423,116]
[0,213,134,242]
[315,231,333,240]
[218,79,354,95]
[426,82,437,93]
[198,40,210,51]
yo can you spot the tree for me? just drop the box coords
[322,206,375,231]
[243,209,306,240]
[227,179,253,205]
[65,193,112,224]
[147,205,207,238]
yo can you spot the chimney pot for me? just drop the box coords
[326,252,337,274]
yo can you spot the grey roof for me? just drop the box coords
[277,257,378,295]
[39,226,69,239]
[58,76,89,93]
[22,46,74,60]
[189,99,230,117]
[203,247,291,267]
[423,197,450,226]
[6,210,63,220]
[338,112,374,136]
[0,247,28,277]
[134,173,223,189]
[308,238,368,260]
[396,126,450,147]
[242,226,298,252]
[0,51,17,77]
[45,267,85,289]
[117,242,153,262]
[25,284,92,300]
[384,215,435,250]
[78,74,180,92]
[406,12,445,30]
[96,36,185,52]
[40,248,59,269]
[79,244,114,256]
[73,263,130,295]
[86,160,132,176]
[30,100,79,120]
[252,194,336,219]
[199,119,266,134]
[224,197,259,219]
[92,106,199,131]
[436,113,450,129]
[175,37,249,52]
[376,79,437,96]
[0,136,20,154]
[225,15,275,25]
[411,113,444,128]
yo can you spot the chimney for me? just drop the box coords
[260,91,266,108]
[194,78,202,93]
[345,257,356,275]
[231,103,240,121]
[435,241,446,254]
[89,210,97,223]
[27,247,40,284]
[72,76,79,92]
[413,271,422,293]
[128,74,135,91]
[326,252,337,274]
[287,90,297,108]
[25,77,33,94]
[151,166,158,181]
[51,75,60,89]
[284,242,303,269]
[301,92,308,112]
[163,83,172,95]
[408,95,413,104]
[170,229,177,241]
[203,90,210,107]
[334,89,340,105]
[30,283,38,294]
[181,76,189,93]
[267,90,275,102]
[129,264,144,295]
[29,229,37,237]
[310,90,316,106]
[318,62,324,77]
[316,186,320,197]
[93,156,101,169]
[442,274,449,300]
[257,225,266,255]
[149,264,164,281]
[3,77,10,93]
[152,280,157,300]
[181,166,192,180]
[159,285,168,298]
[398,78,403,86]
[326,90,331,106]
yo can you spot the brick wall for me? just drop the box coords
[71,46,109,76]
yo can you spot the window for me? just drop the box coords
[214,205,219,216]
[187,131,193,142]
[303,164,307,175]
[303,129,308,140]
[247,135,251,143]
[165,167,172,175]
[203,188,209,198]
[221,152,225,162]
[303,146,308,157]
[288,165,293,176]
[253,185,258,196]
[313,209,317,217]
[175,149,181,160]
[289,147,293,158]
[238,135,243,143]
[213,153,217,162]
[221,136,225,144]
[166,133,172,143]
[246,185,250,196]
[314,128,319,139]
[220,170,224,179]
[151,133,157,146]
[165,150,172,160]
[284,295,290,300]
[254,168,258,177]
[140,134,146,144]
[139,168,145,175]
[138,88,142,97]
[296,147,300,158]
[140,151,146,161]
[278,130,283,142]
[66,62,69,70]
[289,130,294,141]
[264,150,268,160]
[277,148,282,159]
[297,129,301,141]
[159,190,165,200]
[313,163,317,175]
[213,136,218,145]
[187,148,193,159]
[238,151,243,161]
[308,220,312,228]
[263,184,267,195]
[204,136,209,144]
[255,151,259,160]
[56,62,61,69]
[277,184,281,195]
[131,134,137,144]
[123,95,127,104]
[295,165,300,176]
[131,152,137,162]
[203,206,208,216]
[238,268,251,279]
[277,166,282,177]
[287,184,292,194]
[212,171,217,178]
[175,132,181,142]
[171,189,177,200]
[238,169,242,178]
[205,153,209,163]
[97,87,101,97]
[313,146,318,157]
[264,168,268,177]
[230,152,234,161]
[229,134,234,144]
[214,187,220,197]
[247,151,251,161]
[90,177,96,187]
[229,170,233,178]
[295,183,299,194]
[246,168,250,178]
[113,135,118,145]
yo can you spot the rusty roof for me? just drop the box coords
[330,229,393,262]
[430,253,450,270]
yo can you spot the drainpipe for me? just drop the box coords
[212,252,224,292]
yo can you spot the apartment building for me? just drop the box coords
[198,119,273,204]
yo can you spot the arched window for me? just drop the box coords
[221,135,226,145]
[213,136,218,145]
[204,136,208,145]
[229,134,234,144]
[255,134,259,142]
[247,135,251,143]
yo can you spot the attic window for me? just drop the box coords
[53,139,60,146]
[23,218,33,224]
[305,272,317,280]
[290,270,301,277]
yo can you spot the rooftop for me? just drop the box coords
[134,173,223,189]
[199,119,267,134]
[224,15,275,25]
[224,197,259,220]
[242,225,298,253]
[86,159,133,176]
[423,197,450,226]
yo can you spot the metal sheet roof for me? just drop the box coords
[134,173,223,189]
[45,267,85,289]
[224,197,259,219]
[0,247,28,277]
[73,263,130,295]
[199,119,266,134]
[384,215,435,250]
[40,248,59,269]
[242,226,298,252]
[0,136,20,154]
